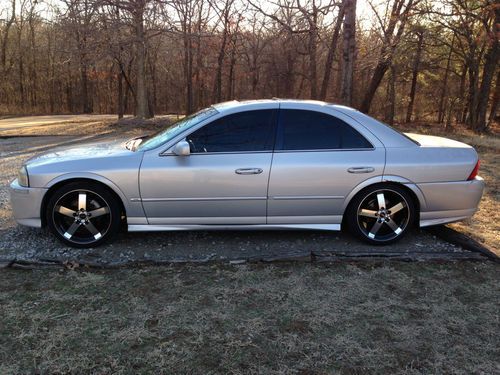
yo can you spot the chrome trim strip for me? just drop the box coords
[128,223,341,232]
[138,196,266,202]
[271,195,344,200]
[273,148,375,153]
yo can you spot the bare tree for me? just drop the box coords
[360,0,419,113]
[405,25,424,123]
[340,0,355,105]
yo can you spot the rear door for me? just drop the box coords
[267,105,385,225]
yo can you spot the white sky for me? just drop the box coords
[0,0,377,29]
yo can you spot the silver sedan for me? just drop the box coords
[9,100,484,248]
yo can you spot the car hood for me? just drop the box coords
[404,133,472,148]
[25,138,135,168]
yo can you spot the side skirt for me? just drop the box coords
[128,223,341,232]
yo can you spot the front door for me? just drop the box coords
[267,106,385,224]
[139,108,278,225]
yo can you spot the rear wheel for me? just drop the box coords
[346,184,415,245]
[46,182,121,248]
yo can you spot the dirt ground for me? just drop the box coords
[1,115,495,264]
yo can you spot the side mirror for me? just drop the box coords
[172,140,191,156]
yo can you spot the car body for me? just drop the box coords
[9,99,484,247]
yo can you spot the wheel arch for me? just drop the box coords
[40,174,127,227]
[342,176,425,224]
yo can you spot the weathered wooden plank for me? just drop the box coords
[426,226,498,262]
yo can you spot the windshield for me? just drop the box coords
[136,107,219,151]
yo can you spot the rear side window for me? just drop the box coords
[277,109,372,150]
[187,110,277,153]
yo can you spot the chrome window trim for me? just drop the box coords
[160,146,375,156]
[273,148,375,153]
[160,149,274,156]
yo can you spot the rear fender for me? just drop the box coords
[342,175,427,212]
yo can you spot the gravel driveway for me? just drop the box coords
[0,117,486,266]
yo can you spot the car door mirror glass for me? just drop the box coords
[172,140,191,156]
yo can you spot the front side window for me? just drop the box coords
[137,107,218,151]
[277,109,372,151]
[186,110,277,153]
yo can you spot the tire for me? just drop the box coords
[46,181,122,248]
[346,184,416,245]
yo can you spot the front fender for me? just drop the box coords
[46,172,129,207]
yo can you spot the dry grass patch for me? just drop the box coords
[0,262,499,374]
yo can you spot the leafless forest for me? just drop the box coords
[0,0,498,132]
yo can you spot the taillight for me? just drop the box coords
[467,160,480,180]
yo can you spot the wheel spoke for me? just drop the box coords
[368,220,383,239]
[388,202,405,215]
[359,209,378,218]
[88,206,110,218]
[84,222,102,240]
[386,220,403,235]
[63,222,81,239]
[55,205,76,218]
[78,193,87,210]
[376,193,386,209]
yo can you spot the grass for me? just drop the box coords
[1,262,499,374]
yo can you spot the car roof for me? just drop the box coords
[212,98,351,111]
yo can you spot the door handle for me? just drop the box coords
[235,168,263,175]
[347,167,375,174]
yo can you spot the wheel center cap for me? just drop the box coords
[377,209,390,222]
[79,213,87,220]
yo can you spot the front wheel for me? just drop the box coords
[346,185,416,245]
[46,182,122,248]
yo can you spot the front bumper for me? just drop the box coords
[9,179,48,228]
[418,176,485,227]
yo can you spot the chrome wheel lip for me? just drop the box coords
[52,189,112,245]
[356,188,410,242]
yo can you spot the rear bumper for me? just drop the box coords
[9,179,47,228]
[418,176,484,227]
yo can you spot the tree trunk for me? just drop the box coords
[459,64,468,123]
[385,64,396,125]
[474,5,499,132]
[1,0,15,72]
[405,29,424,123]
[308,16,318,99]
[465,61,479,127]
[487,70,500,127]
[340,0,356,106]
[319,2,345,101]
[183,23,194,114]
[359,60,390,113]
[134,6,151,119]
[80,62,92,113]
[437,35,454,123]
[360,0,413,113]
[213,13,229,103]
[118,66,124,119]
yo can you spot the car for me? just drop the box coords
[9,99,484,248]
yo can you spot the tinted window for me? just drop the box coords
[187,110,277,153]
[277,110,372,150]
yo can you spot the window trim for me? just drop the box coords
[275,109,374,151]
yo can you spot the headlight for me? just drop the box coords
[18,166,29,187]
